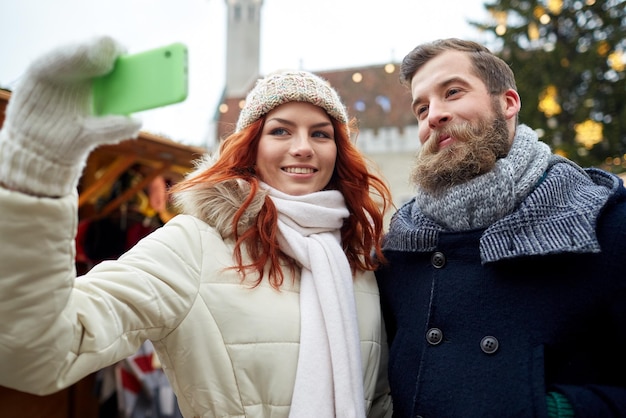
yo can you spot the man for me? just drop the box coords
[376,38,626,417]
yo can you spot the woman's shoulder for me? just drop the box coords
[158,214,228,245]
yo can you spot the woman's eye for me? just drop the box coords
[312,130,332,139]
[269,127,288,135]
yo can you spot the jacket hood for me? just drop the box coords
[172,154,267,238]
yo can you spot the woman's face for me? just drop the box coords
[256,101,337,196]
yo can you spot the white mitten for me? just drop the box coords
[0,36,143,197]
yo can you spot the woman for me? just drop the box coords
[0,36,393,417]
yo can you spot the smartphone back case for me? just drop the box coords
[93,43,188,116]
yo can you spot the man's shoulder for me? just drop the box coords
[577,168,626,247]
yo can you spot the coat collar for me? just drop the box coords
[172,154,267,238]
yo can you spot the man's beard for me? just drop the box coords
[410,108,511,194]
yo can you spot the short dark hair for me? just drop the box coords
[400,38,517,95]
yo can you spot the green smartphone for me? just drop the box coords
[92,42,188,116]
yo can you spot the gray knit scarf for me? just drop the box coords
[384,125,619,264]
[415,124,552,231]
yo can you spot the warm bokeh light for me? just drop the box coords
[490,9,508,35]
[597,41,610,56]
[608,50,625,72]
[575,119,603,149]
[547,0,563,14]
[554,148,568,158]
[538,85,562,117]
[528,22,540,41]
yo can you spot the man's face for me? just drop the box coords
[408,50,514,193]
[410,105,511,193]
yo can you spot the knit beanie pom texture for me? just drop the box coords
[235,70,348,132]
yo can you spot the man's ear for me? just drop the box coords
[503,89,521,120]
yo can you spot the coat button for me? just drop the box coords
[426,328,443,345]
[431,251,446,268]
[480,336,499,354]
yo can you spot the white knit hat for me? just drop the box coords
[235,70,348,132]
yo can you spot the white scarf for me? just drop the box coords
[263,184,365,418]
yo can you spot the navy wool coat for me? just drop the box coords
[377,165,626,418]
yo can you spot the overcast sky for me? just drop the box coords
[0,0,492,147]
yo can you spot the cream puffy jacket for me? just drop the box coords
[0,180,392,418]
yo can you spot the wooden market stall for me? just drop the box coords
[0,88,206,417]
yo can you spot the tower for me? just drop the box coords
[224,0,263,97]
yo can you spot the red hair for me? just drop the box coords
[171,115,392,289]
